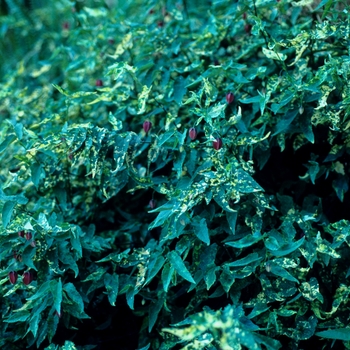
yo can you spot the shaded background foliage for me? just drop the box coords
[1,0,350,349]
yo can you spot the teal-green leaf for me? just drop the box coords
[192,217,210,245]
[226,253,263,267]
[271,265,299,283]
[267,237,305,257]
[104,273,119,306]
[2,201,15,228]
[161,263,174,292]
[316,328,350,341]
[51,278,62,315]
[167,251,195,284]
[225,234,264,249]
[149,296,164,332]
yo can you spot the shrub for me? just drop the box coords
[1,0,350,349]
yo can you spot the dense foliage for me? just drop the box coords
[1,0,350,349]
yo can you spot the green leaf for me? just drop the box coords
[5,310,30,323]
[225,234,264,249]
[161,263,174,292]
[167,251,195,284]
[316,328,350,341]
[149,296,164,332]
[271,265,299,283]
[226,253,263,267]
[262,47,287,61]
[63,283,86,316]
[267,237,305,257]
[51,279,62,315]
[226,211,238,235]
[31,163,42,188]
[2,201,15,228]
[104,273,119,306]
[192,217,210,245]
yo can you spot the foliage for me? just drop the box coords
[1,0,350,349]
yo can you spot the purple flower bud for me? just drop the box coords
[149,199,156,209]
[143,121,152,134]
[213,138,223,150]
[189,127,197,140]
[243,12,247,20]
[23,271,33,285]
[30,240,36,248]
[9,271,18,284]
[18,231,25,238]
[95,79,103,87]
[244,24,252,34]
[226,92,235,104]
[25,232,32,240]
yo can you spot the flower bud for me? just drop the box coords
[30,240,36,248]
[226,92,235,104]
[95,79,103,87]
[243,12,247,20]
[9,271,18,284]
[189,127,197,141]
[213,138,223,150]
[244,24,252,34]
[18,231,25,238]
[143,120,152,133]
[23,271,33,285]
[265,262,271,273]
[25,232,32,240]
[149,199,156,209]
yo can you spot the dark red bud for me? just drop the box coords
[143,121,152,133]
[108,38,115,45]
[95,79,103,87]
[149,199,156,209]
[23,271,33,285]
[9,271,18,284]
[243,12,247,20]
[25,232,32,240]
[149,8,154,14]
[30,240,36,248]
[68,153,73,160]
[18,231,25,238]
[213,138,223,151]
[244,24,252,34]
[62,22,69,30]
[226,92,235,104]
[189,127,197,141]
[157,21,164,27]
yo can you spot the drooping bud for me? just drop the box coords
[9,271,18,284]
[265,262,271,273]
[23,271,33,285]
[243,12,247,20]
[244,24,252,34]
[62,22,69,30]
[30,240,36,248]
[95,79,103,87]
[226,92,235,104]
[143,120,152,134]
[18,231,25,238]
[213,138,223,151]
[189,127,197,141]
[25,232,32,240]
[149,199,157,209]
